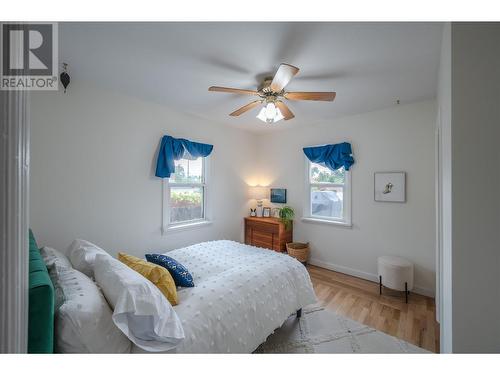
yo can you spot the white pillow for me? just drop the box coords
[48,263,131,353]
[66,239,109,278]
[40,246,73,269]
[94,254,185,352]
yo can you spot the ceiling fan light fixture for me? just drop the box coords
[265,102,276,118]
[274,107,284,122]
[256,107,268,123]
[209,63,335,124]
[256,102,284,123]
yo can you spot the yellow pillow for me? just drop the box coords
[118,252,178,306]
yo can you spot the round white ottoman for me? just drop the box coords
[377,256,414,303]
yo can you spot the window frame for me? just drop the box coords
[303,156,352,227]
[162,156,211,233]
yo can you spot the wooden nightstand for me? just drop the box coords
[244,216,292,252]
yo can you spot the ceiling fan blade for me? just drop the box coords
[285,92,336,101]
[270,64,300,92]
[275,101,295,120]
[229,100,262,116]
[208,86,259,96]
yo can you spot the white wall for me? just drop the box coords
[30,83,259,257]
[256,100,436,296]
[450,23,500,353]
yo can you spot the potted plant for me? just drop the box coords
[278,206,295,230]
[278,206,310,263]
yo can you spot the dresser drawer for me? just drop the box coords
[251,230,275,244]
[252,239,275,249]
[246,220,279,234]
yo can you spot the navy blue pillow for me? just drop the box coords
[145,254,194,287]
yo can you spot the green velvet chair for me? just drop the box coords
[28,230,54,353]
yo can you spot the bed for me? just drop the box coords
[37,232,317,353]
[131,240,317,353]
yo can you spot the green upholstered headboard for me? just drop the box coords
[28,230,54,353]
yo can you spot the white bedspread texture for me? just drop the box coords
[133,240,316,353]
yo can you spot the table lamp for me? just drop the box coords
[248,186,268,217]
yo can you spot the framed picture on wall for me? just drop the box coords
[270,188,287,204]
[374,172,406,202]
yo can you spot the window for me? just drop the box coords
[163,156,209,230]
[305,159,351,225]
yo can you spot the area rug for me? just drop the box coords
[255,307,429,353]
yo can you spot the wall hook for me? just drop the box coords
[60,63,70,93]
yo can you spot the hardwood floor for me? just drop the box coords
[306,265,440,353]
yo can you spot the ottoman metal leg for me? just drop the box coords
[379,275,382,295]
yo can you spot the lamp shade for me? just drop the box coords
[248,186,268,200]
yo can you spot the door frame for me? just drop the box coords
[0,22,31,353]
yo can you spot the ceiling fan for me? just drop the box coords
[208,63,336,124]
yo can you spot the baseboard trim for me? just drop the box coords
[308,258,435,298]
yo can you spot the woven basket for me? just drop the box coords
[286,242,310,263]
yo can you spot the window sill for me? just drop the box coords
[163,220,212,234]
[301,217,352,228]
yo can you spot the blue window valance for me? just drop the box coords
[303,142,354,171]
[155,135,214,178]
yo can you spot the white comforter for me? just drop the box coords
[133,240,316,353]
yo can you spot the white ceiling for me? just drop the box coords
[60,22,443,133]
